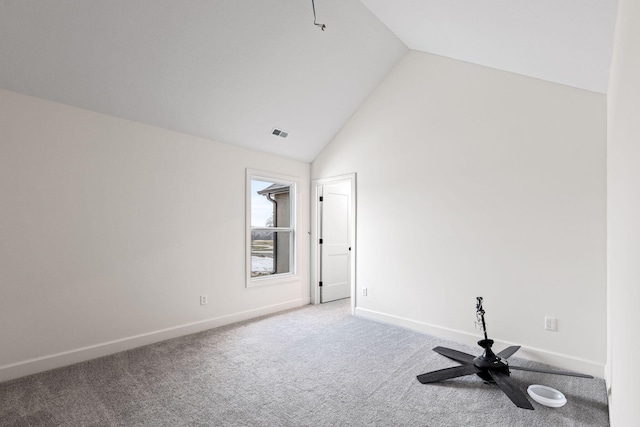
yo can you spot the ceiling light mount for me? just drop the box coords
[311,0,326,31]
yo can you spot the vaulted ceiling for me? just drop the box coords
[0,0,618,162]
[362,0,619,94]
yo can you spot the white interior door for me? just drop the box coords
[320,181,351,303]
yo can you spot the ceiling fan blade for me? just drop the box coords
[509,365,594,379]
[488,370,534,410]
[433,346,475,364]
[497,345,521,359]
[417,364,479,384]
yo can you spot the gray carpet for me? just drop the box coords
[0,300,609,426]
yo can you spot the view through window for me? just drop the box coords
[248,173,295,282]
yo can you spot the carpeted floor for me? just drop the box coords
[0,299,609,426]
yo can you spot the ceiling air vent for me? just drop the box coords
[271,128,289,138]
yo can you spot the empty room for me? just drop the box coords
[1,0,639,426]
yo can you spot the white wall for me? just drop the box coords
[0,89,310,382]
[607,0,640,423]
[313,51,607,376]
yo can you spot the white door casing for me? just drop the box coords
[320,181,351,303]
[310,173,358,314]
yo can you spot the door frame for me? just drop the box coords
[311,173,356,313]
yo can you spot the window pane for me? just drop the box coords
[251,230,291,277]
[247,170,297,286]
[251,180,290,228]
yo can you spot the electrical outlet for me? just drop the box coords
[200,295,208,305]
[362,288,368,297]
[544,317,557,331]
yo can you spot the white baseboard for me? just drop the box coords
[355,307,605,378]
[0,298,310,383]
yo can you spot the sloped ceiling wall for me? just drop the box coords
[361,0,619,93]
[0,0,406,162]
[0,1,619,161]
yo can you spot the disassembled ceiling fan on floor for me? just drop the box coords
[416,297,593,410]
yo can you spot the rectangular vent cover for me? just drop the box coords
[271,128,289,138]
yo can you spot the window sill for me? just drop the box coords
[247,272,300,288]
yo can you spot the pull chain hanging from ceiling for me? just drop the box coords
[311,0,326,31]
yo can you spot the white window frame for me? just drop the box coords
[246,169,298,287]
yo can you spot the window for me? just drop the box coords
[246,169,297,286]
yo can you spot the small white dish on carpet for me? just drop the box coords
[527,384,567,408]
